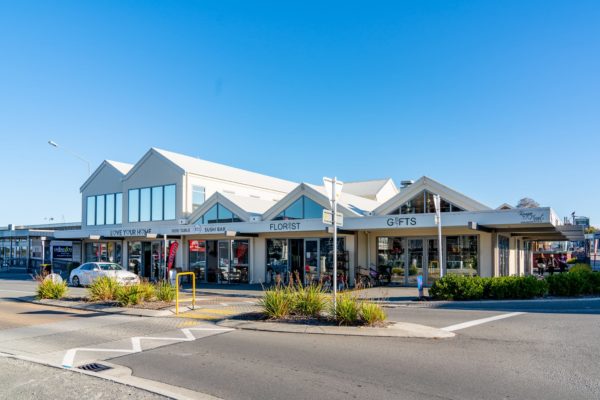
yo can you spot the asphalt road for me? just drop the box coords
[113,305,600,400]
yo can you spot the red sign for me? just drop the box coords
[167,242,179,271]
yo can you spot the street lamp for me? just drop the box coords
[48,140,91,176]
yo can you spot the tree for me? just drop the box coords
[516,197,540,208]
[585,226,597,234]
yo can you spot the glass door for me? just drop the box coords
[218,240,230,283]
[406,239,424,286]
[426,238,440,285]
[304,239,319,285]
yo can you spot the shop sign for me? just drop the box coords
[269,222,302,231]
[518,211,546,224]
[189,240,204,252]
[109,228,152,237]
[386,217,418,227]
[53,245,73,259]
[171,225,227,234]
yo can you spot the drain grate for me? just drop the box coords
[77,362,112,372]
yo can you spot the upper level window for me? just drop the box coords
[128,184,176,222]
[86,193,123,226]
[196,203,241,224]
[390,190,465,214]
[273,196,324,220]
[192,186,206,211]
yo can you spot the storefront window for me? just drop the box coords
[231,240,249,283]
[377,237,405,284]
[128,241,142,274]
[319,237,347,279]
[189,240,207,281]
[446,235,478,276]
[266,239,289,283]
[498,235,509,276]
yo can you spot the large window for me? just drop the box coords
[189,240,207,281]
[266,239,289,281]
[197,203,241,224]
[192,186,206,211]
[446,235,479,275]
[498,235,510,276]
[390,190,465,214]
[87,193,122,226]
[128,184,176,222]
[274,196,324,220]
[87,196,96,226]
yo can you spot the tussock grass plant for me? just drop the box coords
[294,284,327,317]
[259,286,294,319]
[331,292,361,325]
[36,278,68,300]
[116,284,143,306]
[155,281,176,302]
[360,302,387,326]
[88,276,122,301]
[138,281,156,301]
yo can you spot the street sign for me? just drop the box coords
[322,209,343,227]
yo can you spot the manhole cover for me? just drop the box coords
[77,362,112,372]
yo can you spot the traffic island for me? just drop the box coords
[217,317,454,339]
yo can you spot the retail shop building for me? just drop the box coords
[51,147,583,286]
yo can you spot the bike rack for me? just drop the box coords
[175,271,196,315]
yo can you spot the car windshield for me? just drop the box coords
[98,263,123,271]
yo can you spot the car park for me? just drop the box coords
[69,262,140,287]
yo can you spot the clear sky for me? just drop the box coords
[0,1,598,227]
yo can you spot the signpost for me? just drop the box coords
[322,209,344,227]
[323,177,343,308]
[433,194,444,278]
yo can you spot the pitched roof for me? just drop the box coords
[152,148,297,194]
[306,183,382,215]
[373,176,491,215]
[343,179,392,196]
[220,193,278,216]
[105,160,133,175]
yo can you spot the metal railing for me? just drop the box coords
[175,271,196,315]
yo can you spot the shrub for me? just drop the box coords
[429,275,485,300]
[293,284,326,317]
[331,292,361,325]
[138,281,156,302]
[360,302,386,326]
[155,281,176,302]
[117,284,144,306]
[547,270,596,297]
[88,276,122,301]
[431,275,548,300]
[259,287,294,319]
[568,263,592,273]
[566,258,579,264]
[36,278,68,300]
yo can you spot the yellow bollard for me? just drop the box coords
[175,272,196,315]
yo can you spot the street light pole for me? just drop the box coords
[433,194,444,278]
[48,140,91,176]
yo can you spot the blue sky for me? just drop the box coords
[0,1,598,226]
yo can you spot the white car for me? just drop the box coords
[69,262,140,287]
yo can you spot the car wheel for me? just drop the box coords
[72,276,80,287]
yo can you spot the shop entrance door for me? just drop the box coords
[206,240,218,283]
[142,242,152,279]
[425,238,440,286]
[406,239,423,286]
[304,239,319,285]
[218,240,230,283]
[289,239,304,283]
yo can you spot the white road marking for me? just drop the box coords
[441,312,525,332]
[61,326,233,368]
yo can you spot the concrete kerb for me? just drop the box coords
[217,319,455,339]
[0,351,221,400]
[380,296,600,308]
[11,295,174,318]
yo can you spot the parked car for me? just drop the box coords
[69,262,140,287]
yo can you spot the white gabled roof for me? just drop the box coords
[343,178,398,200]
[106,160,133,175]
[496,203,515,210]
[187,192,278,223]
[306,184,381,215]
[373,176,491,215]
[151,148,298,194]
[80,160,133,192]
[220,193,278,216]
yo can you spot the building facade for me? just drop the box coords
[44,147,583,286]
